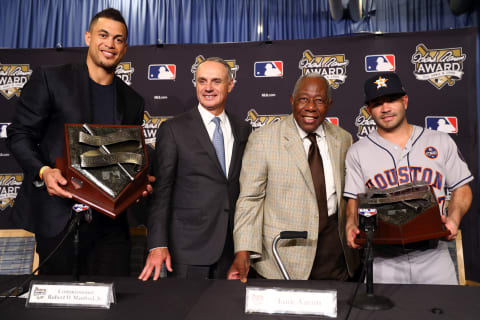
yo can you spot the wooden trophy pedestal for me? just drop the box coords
[56,124,149,218]
[355,182,450,246]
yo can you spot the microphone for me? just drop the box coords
[358,208,377,233]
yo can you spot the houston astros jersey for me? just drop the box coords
[344,125,473,214]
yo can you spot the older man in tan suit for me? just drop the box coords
[227,73,359,281]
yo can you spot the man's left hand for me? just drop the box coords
[441,214,459,240]
[139,175,155,200]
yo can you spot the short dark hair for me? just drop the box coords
[89,8,128,39]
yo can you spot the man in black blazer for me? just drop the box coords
[7,8,148,276]
[139,57,251,280]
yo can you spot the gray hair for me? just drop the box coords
[196,57,233,81]
[292,73,331,101]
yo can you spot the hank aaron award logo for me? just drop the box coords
[115,62,135,85]
[191,55,239,85]
[411,44,466,89]
[0,64,32,100]
[0,174,23,210]
[298,50,349,89]
[245,109,287,130]
[245,109,339,130]
[142,111,172,148]
[355,106,376,138]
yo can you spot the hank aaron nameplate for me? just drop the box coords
[355,182,450,245]
[56,124,149,218]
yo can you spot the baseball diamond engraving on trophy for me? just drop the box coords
[355,182,450,245]
[56,124,149,218]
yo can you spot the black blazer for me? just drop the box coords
[147,107,250,265]
[7,63,145,237]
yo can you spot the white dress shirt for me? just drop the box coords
[198,104,234,177]
[294,120,338,216]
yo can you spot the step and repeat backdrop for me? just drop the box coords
[0,27,478,278]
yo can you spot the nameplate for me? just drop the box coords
[26,281,115,309]
[245,286,337,318]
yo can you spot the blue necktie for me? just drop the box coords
[212,117,226,175]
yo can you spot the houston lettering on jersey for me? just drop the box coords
[364,165,443,191]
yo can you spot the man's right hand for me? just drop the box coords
[345,198,361,249]
[346,223,361,249]
[138,247,173,281]
[227,251,250,283]
[42,167,73,198]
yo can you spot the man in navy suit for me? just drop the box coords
[7,8,149,276]
[139,57,251,280]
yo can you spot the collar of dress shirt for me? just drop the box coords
[198,103,227,127]
[293,118,326,140]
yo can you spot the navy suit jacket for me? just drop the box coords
[147,107,251,265]
[7,63,145,237]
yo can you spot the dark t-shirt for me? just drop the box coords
[89,77,120,124]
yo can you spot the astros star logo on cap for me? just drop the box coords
[374,76,388,89]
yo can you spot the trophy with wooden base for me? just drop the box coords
[355,181,450,245]
[56,123,149,218]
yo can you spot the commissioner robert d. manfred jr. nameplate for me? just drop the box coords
[56,124,149,218]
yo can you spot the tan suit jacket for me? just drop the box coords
[233,114,359,279]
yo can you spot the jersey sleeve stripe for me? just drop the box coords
[343,191,357,198]
[447,175,474,191]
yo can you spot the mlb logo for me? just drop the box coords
[425,116,458,133]
[148,64,176,80]
[254,61,283,77]
[73,203,90,212]
[0,123,10,138]
[326,117,339,126]
[359,208,377,217]
[365,54,395,72]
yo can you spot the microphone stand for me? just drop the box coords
[70,204,92,281]
[72,211,81,281]
[351,228,394,310]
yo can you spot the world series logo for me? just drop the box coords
[115,62,135,86]
[142,111,172,148]
[298,50,349,89]
[191,55,239,86]
[0,174,23,210]
[411,44,466,89]
[0,64,32,100]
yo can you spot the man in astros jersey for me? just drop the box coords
[344,72,473,284]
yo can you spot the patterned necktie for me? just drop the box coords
[212,117,226,175]
[307,133,328,231]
